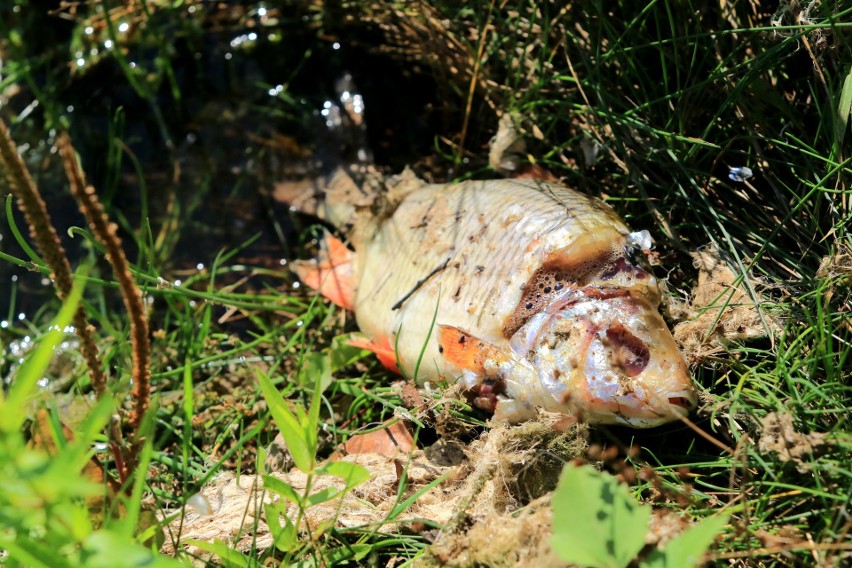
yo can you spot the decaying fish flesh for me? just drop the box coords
[281,168,697,427]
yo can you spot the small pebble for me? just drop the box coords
[186,493,213,516]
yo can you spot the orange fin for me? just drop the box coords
[437,325,512,373]
[291,233,355,310]
[348,334,401,374]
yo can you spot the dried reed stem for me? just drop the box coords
[57,131,151,435]
[0,117,107,395]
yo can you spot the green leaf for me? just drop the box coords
[184,539,255,568]
[305,486,342,507]
[330,334,369,371]
[324,544,371,564]
[297,350,332,391]
[387,473,449,521]
[1,270,85,432]
[81,530,185,567]
[41,397,113,485]
[643,514,728,568]
[257,370,314,472]
[551,465,651,568]
[303,461,370,506]
[837,65,852,147]
[6,194,44,266]
[305,359,324,457]
[121,433,155,539]
[290,544,372,568]
[0,535,74,568]
[263,474,303,505]
[265,502,298,552]
[137,509,167,551]
[315,460,371,492]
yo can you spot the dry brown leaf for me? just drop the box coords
[344,419,417,457]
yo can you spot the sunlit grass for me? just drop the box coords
[0,0,850,565]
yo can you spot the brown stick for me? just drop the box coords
[0,117,107,395]
[56,131,151,436]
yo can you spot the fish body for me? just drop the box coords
[286,170,696,427]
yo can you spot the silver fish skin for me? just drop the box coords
[287,172,697,427]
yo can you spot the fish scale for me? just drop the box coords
[286,170,698,426]
[355,179,628,383]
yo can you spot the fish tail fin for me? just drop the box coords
[291,233,356,310]
[273,166,380,232]
[347,333,402,374]
[273,165,425,234]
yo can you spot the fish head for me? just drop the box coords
[505,231,696,427]
[527,291,696,427]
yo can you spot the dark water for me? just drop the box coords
[0,3,444,322]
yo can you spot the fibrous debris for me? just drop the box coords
[162,416,587,564]
[673,245,780,361]
[758,412,831,472]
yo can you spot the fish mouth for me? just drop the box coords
[592,388,697,427]
[577,327,697,427]
[666,391,698,413]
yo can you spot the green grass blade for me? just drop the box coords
[1,265,85,431]
[257,370,314,472]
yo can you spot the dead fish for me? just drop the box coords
[281,167,697,427]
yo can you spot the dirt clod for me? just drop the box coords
[758,412,831,472]
[489,113,527,174]
[673,246,780,361]
[263,432,294,472]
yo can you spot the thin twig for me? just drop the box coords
[391,257,451,311]
[709,541,852,560]
[455,0,496,168]
[675,413,736,455]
